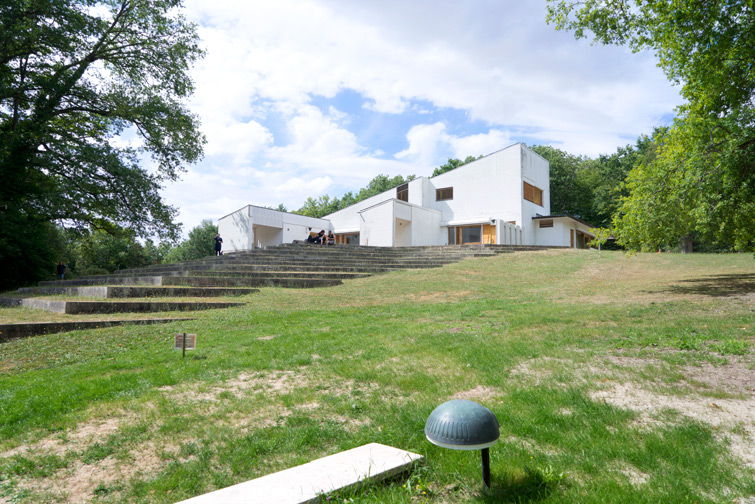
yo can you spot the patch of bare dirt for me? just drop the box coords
[511,353,755,468]
[617,462,650,486]
[592,381,755,468]
[158,369,308,404]
[508,357,602,385]
[403,290,471,304]
[20,443,163,504]
[1,417,123,459]
[451,385,500,402]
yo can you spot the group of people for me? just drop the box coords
[307,229,335,245]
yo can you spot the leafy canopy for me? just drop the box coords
[431,155,482,177]
[164,219,218,263]
[547,0,755,251]
[0,0,205,239]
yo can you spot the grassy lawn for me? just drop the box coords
[1,249,754,503]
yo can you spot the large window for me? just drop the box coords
[448,224,496,245]
[436,187,453,201]
[397,183,408,202]
[461,226,481,244]
[335,233,359,245]
[523,181,543,206]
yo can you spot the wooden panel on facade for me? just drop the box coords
[482,224,496,244]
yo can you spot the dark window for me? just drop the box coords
[397,183,408,202]
[461,226,482,244]
[539,219,553,228]
[436,187,453,201]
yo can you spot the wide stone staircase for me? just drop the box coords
[0,243,550,339]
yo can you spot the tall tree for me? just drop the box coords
[547,0,755,252]
[164,219,218,263]
[1,0,205,287]
[74,228,155,273]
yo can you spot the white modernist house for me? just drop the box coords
[218,143,595,252]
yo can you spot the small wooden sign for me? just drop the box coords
[174,333,196,350]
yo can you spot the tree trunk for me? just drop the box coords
[680,235,694,253]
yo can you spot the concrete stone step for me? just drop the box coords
[117,258,454,273]
[0,318,194,341]
[18,299,244,314]
[18,286,258,298]
[183,271,368,280]
[175,443,423,504]
[161,276,343,288]
[102,268,377,279]
[39,276,162,287]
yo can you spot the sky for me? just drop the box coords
[161,0,684,236]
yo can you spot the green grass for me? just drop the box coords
[1,250,754,503]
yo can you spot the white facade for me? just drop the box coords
[218,205,331,252]
[219,143,594,251]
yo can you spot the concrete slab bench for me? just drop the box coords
[175,443,423,504]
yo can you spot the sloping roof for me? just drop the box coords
[532,214,594,228]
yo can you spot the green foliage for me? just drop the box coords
[0,218,66,291]
[294,174,416,218]
[0,0,205,288]
[546,0,755,252]
[530,145,590,215]
[531,137,656,229]
[546,0,755,118]
[73,229,160,273]
[0,0,205,238]
[431,155,481,177]
[614,119,755,252]
[164,219,218,263]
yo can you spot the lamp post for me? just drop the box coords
[424,399,500,487]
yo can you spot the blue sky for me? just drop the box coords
[160,0,684,235]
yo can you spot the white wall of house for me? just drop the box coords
[220,143,590,250]
[326,190,394,234]
[359,200,395,247]
[218,206,330,252]
[520,146,551,245]
[409,205,443,246]
[430,145,524,226]
[218,205,253,252]
[252,225,282,248]
[533,217,594,248]
[533,223,567,247]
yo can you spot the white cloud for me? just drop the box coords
[160,0,684,235]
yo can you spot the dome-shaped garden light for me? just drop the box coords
[425,399,500,487]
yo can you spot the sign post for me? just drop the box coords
[174,333,197,358]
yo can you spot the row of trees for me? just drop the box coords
[547,0,755,252]
[3,1,751,288]
[2,220,220,291]
[1,0,204,290]
[292,174,416,218]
